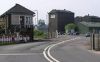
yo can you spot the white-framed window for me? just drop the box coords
[50,14,55,18]
[25,16,32,25]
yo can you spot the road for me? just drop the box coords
[0,42,49,62]
[48,36,100,62]
[0,35,72,62]
[0,35,100,62]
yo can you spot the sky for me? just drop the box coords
[0,0,100,24]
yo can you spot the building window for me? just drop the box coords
[26,17,28,23]
[26,17,30,23]
[26,17,32,25]
[20,16,24,27]
[50,14,55,18]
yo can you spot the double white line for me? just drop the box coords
[43,37,81,62]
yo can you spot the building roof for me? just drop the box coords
[80,22,100,27]
[49,9,74,14]
[75,15,100,22]
[0,4,35,17]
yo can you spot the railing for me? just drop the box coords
[0,36,30,45]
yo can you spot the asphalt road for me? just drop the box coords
[50,36,100,62]
[0,42,49,62]
[0,35,100,62]
[0,35,72,62]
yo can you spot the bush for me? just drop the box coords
[34,30,43,36]
[65,23,77,33]
[34,30,46,39]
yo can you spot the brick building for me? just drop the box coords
[0,4,35,41]
[48,9,74,38]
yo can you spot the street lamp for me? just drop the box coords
[33,10,38,25]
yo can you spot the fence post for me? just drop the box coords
[91,33,95,50]
[94,34,99,50]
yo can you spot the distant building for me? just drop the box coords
[0,4,35,41]
[75,15,100,33]
[48,9,74,38]
[75,15,100,22]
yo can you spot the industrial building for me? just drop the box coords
[48,9,74,38]
[75,15,100,34]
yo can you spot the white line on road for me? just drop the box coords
[43,37,81,62]
[0,53,38,55]
[43,45,53,62]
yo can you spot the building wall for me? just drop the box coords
[89,27,100,33]
[11,15,20,25]
[77,22,89,34]
[57,12,74,34]
[0,18,6,34]
[1,14,34,41]
[75,16,100,34]
[0,18,6,29]
[48,13,58,38]
[11,14,33,26]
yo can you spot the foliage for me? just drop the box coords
[38,19,45,26]
[34,30,44,36]
[34,29,47,39]
[65,23,77,32]
[37,19,48,32]
[0,42,16,46]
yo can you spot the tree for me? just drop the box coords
[37,19,47,32]
[65,23,77,33]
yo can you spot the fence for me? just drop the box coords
[90,33,100,51]
[0,35,30,45]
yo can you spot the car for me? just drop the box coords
[73,32,79,35]
[85,32,90,37]
[67,32,71,35]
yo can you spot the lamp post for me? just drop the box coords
[33,10,38,25]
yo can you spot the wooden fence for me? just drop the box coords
[90,33,100,51]
[0,35,30,45]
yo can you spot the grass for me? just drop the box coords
[34,35,47,40]
[34,32,48,40]
[34,30,48,40]
[0,42,16,46]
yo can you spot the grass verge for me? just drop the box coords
[0,42,16,46]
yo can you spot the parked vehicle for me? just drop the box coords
[85,32,90,37]
[73,32,79,35]
[67,32,79,35]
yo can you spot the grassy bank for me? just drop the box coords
[0,42,16,46]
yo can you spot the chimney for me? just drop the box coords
[64,9,66,11]
[88,14,89,16]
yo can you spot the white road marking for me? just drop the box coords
[43,45,53,62]
[0,53,37,55]
[43,37,81,62]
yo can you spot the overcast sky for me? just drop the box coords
[0,0,100,24]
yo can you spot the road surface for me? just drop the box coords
[0,35,100,62]
[0,35,71,62]
[46,36,100,62]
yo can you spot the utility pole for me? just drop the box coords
[33,10,38,25]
